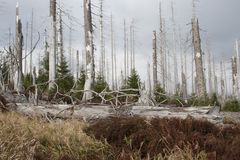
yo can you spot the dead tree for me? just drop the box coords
[82,0,95,102]
[110,15,115,90]
[159,2,166,90]
[58,8,64,65]
[192,17,206,98]
[14,2,23,92]
[147,62,152,96]
[232,56,237,98]
[30,9,34,76]
[114,38,118,89]
[179,30,187,100]
[132,20,135,70]
[24,22,28,74]
[49,0,57,89]
[212,54,218,94]
[152,30,158,89]
[171,2,179,93]
[235,40,240,98]
[99,0,104,77]
[130,24,132,71]
[124,20,127,82]
[220,61,225,104]
[69,22,73,73]
[76,50,80,79]
[207,41,213,95]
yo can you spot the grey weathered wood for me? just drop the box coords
[192,17,206,98]
[49,0,57,89]
[15,2,23,92]
[82,0,95,102]
[232,56,237,98]
[110,15,115,90]
[152,31,157,89]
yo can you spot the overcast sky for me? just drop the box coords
[0,0,240,89]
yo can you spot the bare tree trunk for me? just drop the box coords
[76,50,80,79]
[114,39,117,89]
[124,20,127,83]
[24,22,28,75]
[213,54,218,94]
[232,56,237,98]
[192,17,206,98]
[126,35,129,78]
[14,2,23,92]
[171,2,179,93]
[207,46,213,96]
[69,22,73,73]
[220,61,225,104]
[223,62,228,97]
[130,22,133,72]
[235,40,240,98]
[82,0,95,102]
[179,30,187,100]
[99,0,104,77]
[33,67,38,105]
[59,9,64,65]
[132,20,135,70]
[152,30,157,89]
[159,2,166,90]
[147,62,152,96]
[191,47,195,94]
[30,9,33,76]
[49,0,57,89]
[110,15,115,90]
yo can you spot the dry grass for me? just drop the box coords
[0,113,111,160]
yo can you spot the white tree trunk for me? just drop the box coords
[82,0,95,102]
[152,31,157,89]
[14,2,23,93]
[49,0,57,89]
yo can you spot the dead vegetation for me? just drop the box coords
[86,116,240,160]
[1,112,240,160]
[0,113,112,160]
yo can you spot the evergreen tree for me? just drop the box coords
[37,52,49,93]
[74,68,86,100]
[122,69,141,102]
[94,74,108,93]
[154,83,167,103]
[56,54,74,93]
[126,69,141,91]
[23,73,32,90]
[93,73,109,102]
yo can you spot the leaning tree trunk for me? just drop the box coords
[82,0,95,102]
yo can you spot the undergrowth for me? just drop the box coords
[0,113,111,160]
[1,113,240,160]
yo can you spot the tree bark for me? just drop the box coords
[82,0,95,102]
[14,2,23,92]
[152,31,157,89]
[49,0,57,89]
[192,17,206,98]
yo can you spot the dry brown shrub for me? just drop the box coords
[86,116,240,160]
